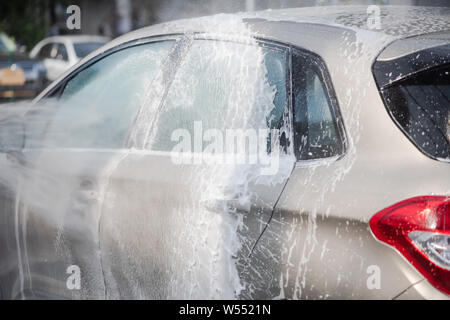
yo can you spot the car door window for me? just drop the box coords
[37,40,175,149]
[149,39,288,154]
[38,43,53,59]
[55,43,69,61]
[292,50,344,160]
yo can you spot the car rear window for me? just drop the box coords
[381,65,449,161]
[374,44,450,162]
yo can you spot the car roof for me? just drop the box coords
[98,6,449,66]
[248,5,450,38]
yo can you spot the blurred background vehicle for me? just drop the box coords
[0,32,47,101]
[1,1,448,92]
[30,35,109,81]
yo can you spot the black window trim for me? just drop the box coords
[188,34,347,162]
[289,47,348,163]
[188,34,294,156]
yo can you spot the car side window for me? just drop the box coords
[38,43,53,59]
[36,40,175,149]
[55,43,69,61]
[292,50,344,160]
[148,39,288,154]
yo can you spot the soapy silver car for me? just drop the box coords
[0,6,449,299]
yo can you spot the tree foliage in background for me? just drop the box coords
[0,0,49,51]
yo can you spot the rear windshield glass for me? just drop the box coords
[73,42,104,58]
[382,64,450,160]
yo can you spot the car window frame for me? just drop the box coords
[35,33,347,158]
[290,47,347,164]
[28,35,182,151]
[146,34,294,156]
[42,34,182,99]
[143,34,346,161]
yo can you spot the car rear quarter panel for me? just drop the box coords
[242,46,449,299]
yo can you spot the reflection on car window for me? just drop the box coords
[292,51,343,160]
[149,40,287,153]
[39,41,174,149]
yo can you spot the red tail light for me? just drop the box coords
[370,196,450,295]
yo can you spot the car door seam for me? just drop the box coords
[248,165,295,258]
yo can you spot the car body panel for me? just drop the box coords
[99,151,293,299]
[0,149,118,299]
[395,278,450,300]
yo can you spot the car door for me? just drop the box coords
[98,37,296,299]
[0,38,176,299]
[244,49,360,299]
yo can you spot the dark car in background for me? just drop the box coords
[0,33,47,101]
